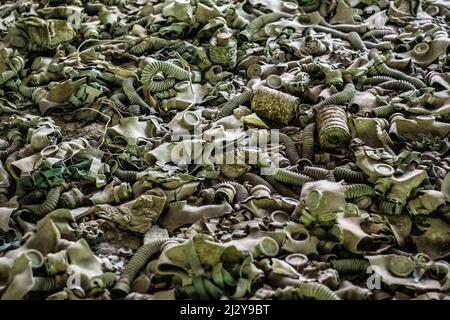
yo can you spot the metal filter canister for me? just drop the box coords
[251,86,299,125]
[316,104,350,149]
[209,31,237,70]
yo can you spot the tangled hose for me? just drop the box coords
[0,139,10,150]
[313,83,355,111]
[112,238,181,298]
[364,76,395,86]
[110,92,141,115]
[114,168,138,183]
[239,173,277,193]
[298,282,340,300]
[329,259,370,274]
[0,130,23,161]
[301,123,316,161]
[18,84,46,99]
[129,37,175,55]
[343,184,375,199]
[238,12,290,42]
[332,167,365,183]
[122,78,153,114]
[18,190,45,205]
[378,80,416,91]
[364,41,394,51]
[32,275,67,292]
[371,103,407,118]
[217,87,252,119]
[275,282,340,300]
[278,132,300,165]
[380,199,403,215]
[265,175,299,198]
[90,272,118,289]
[303,166,336,182]
[363,29,397,39]
[369,50,427,89]
[140,60,201,92]
[22,185,65,217]
[270,168,313,187]
[0,143,17,160]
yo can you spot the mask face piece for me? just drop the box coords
[411,218,450,260]
[282,222,319,255]
[331,216,394,254]
[107,117,160,146]
[355,145,394,183]
[350,117,391,149]
[366,254,444,291]
[156,234,243,287]
[298,180,347,227]
[37,209,78,241]
[5,219,64,260]
[331,0,355,24]
[1,254,34,300]
[66,239,103,279]
[5,18,76,52]
[93,190,167,234]
[241,186,298,218]
[159,201,233,232]
[407,190,446,216]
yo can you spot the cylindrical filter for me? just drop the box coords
[316,105,350,149]
[209,31,237,70]
[60,188,87,209]
[305,36,327,55]
[251,86,299,124]
[285,72,311,93]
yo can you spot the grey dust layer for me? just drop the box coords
[0,0,450,301]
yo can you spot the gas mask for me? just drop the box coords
[5,17,76,52]
[93,190,167,234]
[296,180,348,228]
[366,253,449,292]
[407,190,446,216]
[330,215,395,254]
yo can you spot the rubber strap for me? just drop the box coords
[231,278,251,299]
[212,263,224,288]
[183,237,204,277]
[203,278,223,299]
[222,268,237,286]
[192,276,209,299]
